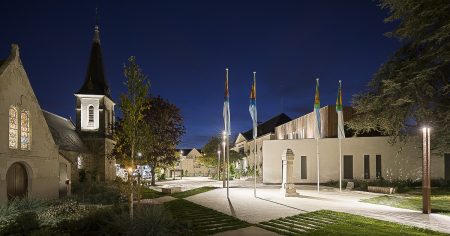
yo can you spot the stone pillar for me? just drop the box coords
[281,149,299,197]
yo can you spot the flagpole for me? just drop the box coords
[317,138,320,192]
[227,135,230,198]
[253,71,257,198]
[339,138,342,192]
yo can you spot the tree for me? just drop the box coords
[349,0,450,153]
[113,56,150,218]
[142,96,185,186]
[199,136,243,167]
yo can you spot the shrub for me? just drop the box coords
[71,181,126,205]
[0,198,48,235]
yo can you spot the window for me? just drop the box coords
[20,110,31,150]
[376,155,382,179]
[9,106,18,149]
[77,155,83,169]
[88,105,94,124]
[344,155,353,179]
[364,155,370,179]
[301,156,307,179]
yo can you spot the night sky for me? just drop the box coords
[1,1,399,148]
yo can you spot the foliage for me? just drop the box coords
[71,181,126,205]
[0,198,182,235]
[362,193,450,216]
[141,187,167,199]
[348,0,450,153]
[141,95,185,185]
[113,56,150,166]
[95,204,176,236]
[113,56,151,213]
[324,179,450,193]
[199,136,244,167]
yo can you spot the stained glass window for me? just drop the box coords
[9,106,18,149]
[20,110,31,150]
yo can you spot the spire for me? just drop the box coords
[93,25,100,44]
[76,13,111,98]
[93,8,100,44]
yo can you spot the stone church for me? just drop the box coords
[0,24,116,204]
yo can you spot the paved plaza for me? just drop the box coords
[153,177,450,234]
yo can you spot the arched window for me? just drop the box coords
[9,106,18,149]
[20,110,31,150]
[88,105,94,124]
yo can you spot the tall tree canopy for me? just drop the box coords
[142,96,185,185]
[349,0,450,152]
[199,136,243,167]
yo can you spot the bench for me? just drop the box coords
[346,182,354,190]
[368,186,397,194]
[161,186,181,194]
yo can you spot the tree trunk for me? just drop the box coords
[137,173,141,208]
[151,164,156,186]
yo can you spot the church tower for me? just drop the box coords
[75,23,116,181]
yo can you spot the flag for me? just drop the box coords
[223,69,231,135]
[314,78,321,139]
[336,80,345,139]
[249,72,257,139]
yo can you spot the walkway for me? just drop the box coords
[186,185,450,234]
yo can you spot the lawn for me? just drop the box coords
[361,187,450,215]
[164,199,250,235]
[141,187,167,199]
[258,210,446,235]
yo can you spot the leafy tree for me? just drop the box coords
[113,56,150,218]
[349,0,450,153]
[141,96,185,186]
[199,136,243,167]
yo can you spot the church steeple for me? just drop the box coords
[76,23,111,97]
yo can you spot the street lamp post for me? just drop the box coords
[217,146,221,181]
[222,138,226,188]
[422,127,431,214]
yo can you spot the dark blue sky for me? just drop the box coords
[1,1,399,148]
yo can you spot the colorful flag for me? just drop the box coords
[223,69,231,135]
[336,80,345,139]
[249,72,257,139]
[314,78,321,139]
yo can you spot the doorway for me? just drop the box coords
[7,162,28,200]
[343,155,353,179]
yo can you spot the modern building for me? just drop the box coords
[262,105,449,184]
[232,113,291,176]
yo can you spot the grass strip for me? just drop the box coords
[171,186,217,198]
[258,210,446,236]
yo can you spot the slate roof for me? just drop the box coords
[76,25,111,98]
[42,110,88,153]
[241,113,292,140]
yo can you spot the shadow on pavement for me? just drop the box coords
[256,196,308,213]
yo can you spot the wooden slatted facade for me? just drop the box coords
[275,105,353,139]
